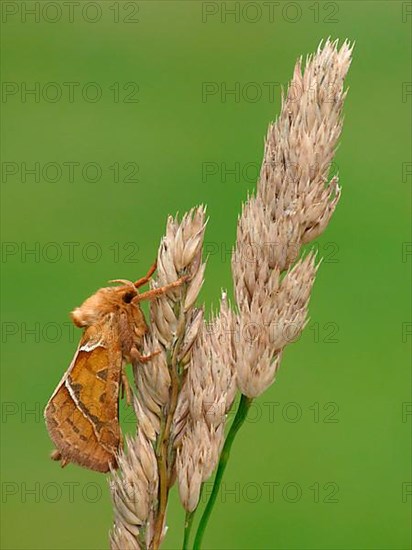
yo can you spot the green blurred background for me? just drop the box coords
[1,1,410,549]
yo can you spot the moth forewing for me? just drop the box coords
[44,320,123,472]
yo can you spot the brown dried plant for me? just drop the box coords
[109,38,353,550]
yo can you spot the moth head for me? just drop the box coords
[71,286,136,327]
[122,289,136,304]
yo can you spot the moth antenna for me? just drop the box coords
[108,279,135,287]
[133,259,157,289]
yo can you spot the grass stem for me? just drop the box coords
[192,394,253,550]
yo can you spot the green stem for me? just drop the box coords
[182,510,195,550]
[182,483,204,550]
[193,394,253,550]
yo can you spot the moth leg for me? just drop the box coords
[133,259,157,289]
[121,371,133,406]
[135,275,188,303]
[50,449,62,462]
[131,346,161,364]
[50,449,70,468]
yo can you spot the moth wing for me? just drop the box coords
[44,319,122,473]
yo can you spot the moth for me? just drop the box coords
[44,262,184,473]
